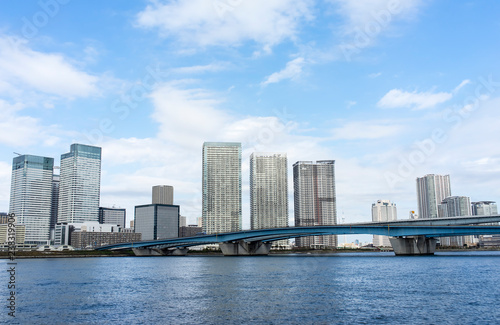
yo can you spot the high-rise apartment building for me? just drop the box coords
[152,185,174,205]
[371,200,397,247]
[99,207,126,228]
[58,144,102,223]
[293,160,337,248]
[472,201,500,247]
[438,196,472,218]
[416,174,451,219]
[202,142,241,234]
[472,201,498,216]
[9,155,54,244]
[250,153,288,248]
[438,195,472,246]
[250,153,288,229]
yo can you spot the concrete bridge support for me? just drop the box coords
[219,240,272,256]
[389,236,437,256]
[132,247,188,256]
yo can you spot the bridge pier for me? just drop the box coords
[132,247,188,256]
[389,236,437,256]
[219,240,272,256]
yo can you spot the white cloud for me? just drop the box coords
[0,36,98,98]
[377,89,452,110]
[453,79,471,93]
[170,62,228,74]
[136,0,313,50]
[335,0,422,34]
[0,100,43,147]
[368,72,382,78]
[261,57,305,86]
[334,0,423,60]
[331,120,403,140]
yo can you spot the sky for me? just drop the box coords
[1,1,500,243]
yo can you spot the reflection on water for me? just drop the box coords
[1,252,500,324]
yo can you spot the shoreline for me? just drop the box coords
[1,247,500,259]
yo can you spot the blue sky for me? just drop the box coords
[1,1,500,242]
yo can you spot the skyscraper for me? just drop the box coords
[293,160,337,248]
[58,144,102,223]
[438,196,472,246]
[250,153,288,247]
[202,142,241,234]
[371,200,397,247]
[416,174,451,219]
[9,155,54,244]
[152,185,174,205]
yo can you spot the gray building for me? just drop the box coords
[50,174,60,240]
[58,144,102,223]
[152,185,174,205]
[71,231,141,249]
[180,225,203,237]
[9,155,54,244]
[416,174,451,219]
[99,207,126,228]
[135,204,180,240]
[202,142,242,234]
[293,160,337,248]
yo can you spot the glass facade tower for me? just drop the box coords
[293,160,337,248]
[58,144,102,223]
[9,155,54,244]
[202,142,241,234]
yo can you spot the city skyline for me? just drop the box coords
[1,2,500,241]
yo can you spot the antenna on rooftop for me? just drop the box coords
[13,152,22,156]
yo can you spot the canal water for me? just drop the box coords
[2,251,500,324]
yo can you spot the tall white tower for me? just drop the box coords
[416,174,451,219]
[202,142,241,234]
[58,144,102,223]
[371,200,397,247]
[9,155,54,244]
[250,153,288,247]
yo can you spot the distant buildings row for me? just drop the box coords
[6,142,497,250]
[371,174,499,247]
[5,142,339,249]
[201,142,337,248]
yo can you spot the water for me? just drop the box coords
[2,252,500,324]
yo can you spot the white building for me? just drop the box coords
[438,196,472,246]
[472,201,500,247]
[371,200,397,247]
[293,160,337,248]
[202,142,242,234]
[250,153,288,248]
[9,155,54,244]
[58,144,102,223]
[416,174,451,219]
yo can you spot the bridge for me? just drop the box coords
[96,215,500,256]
